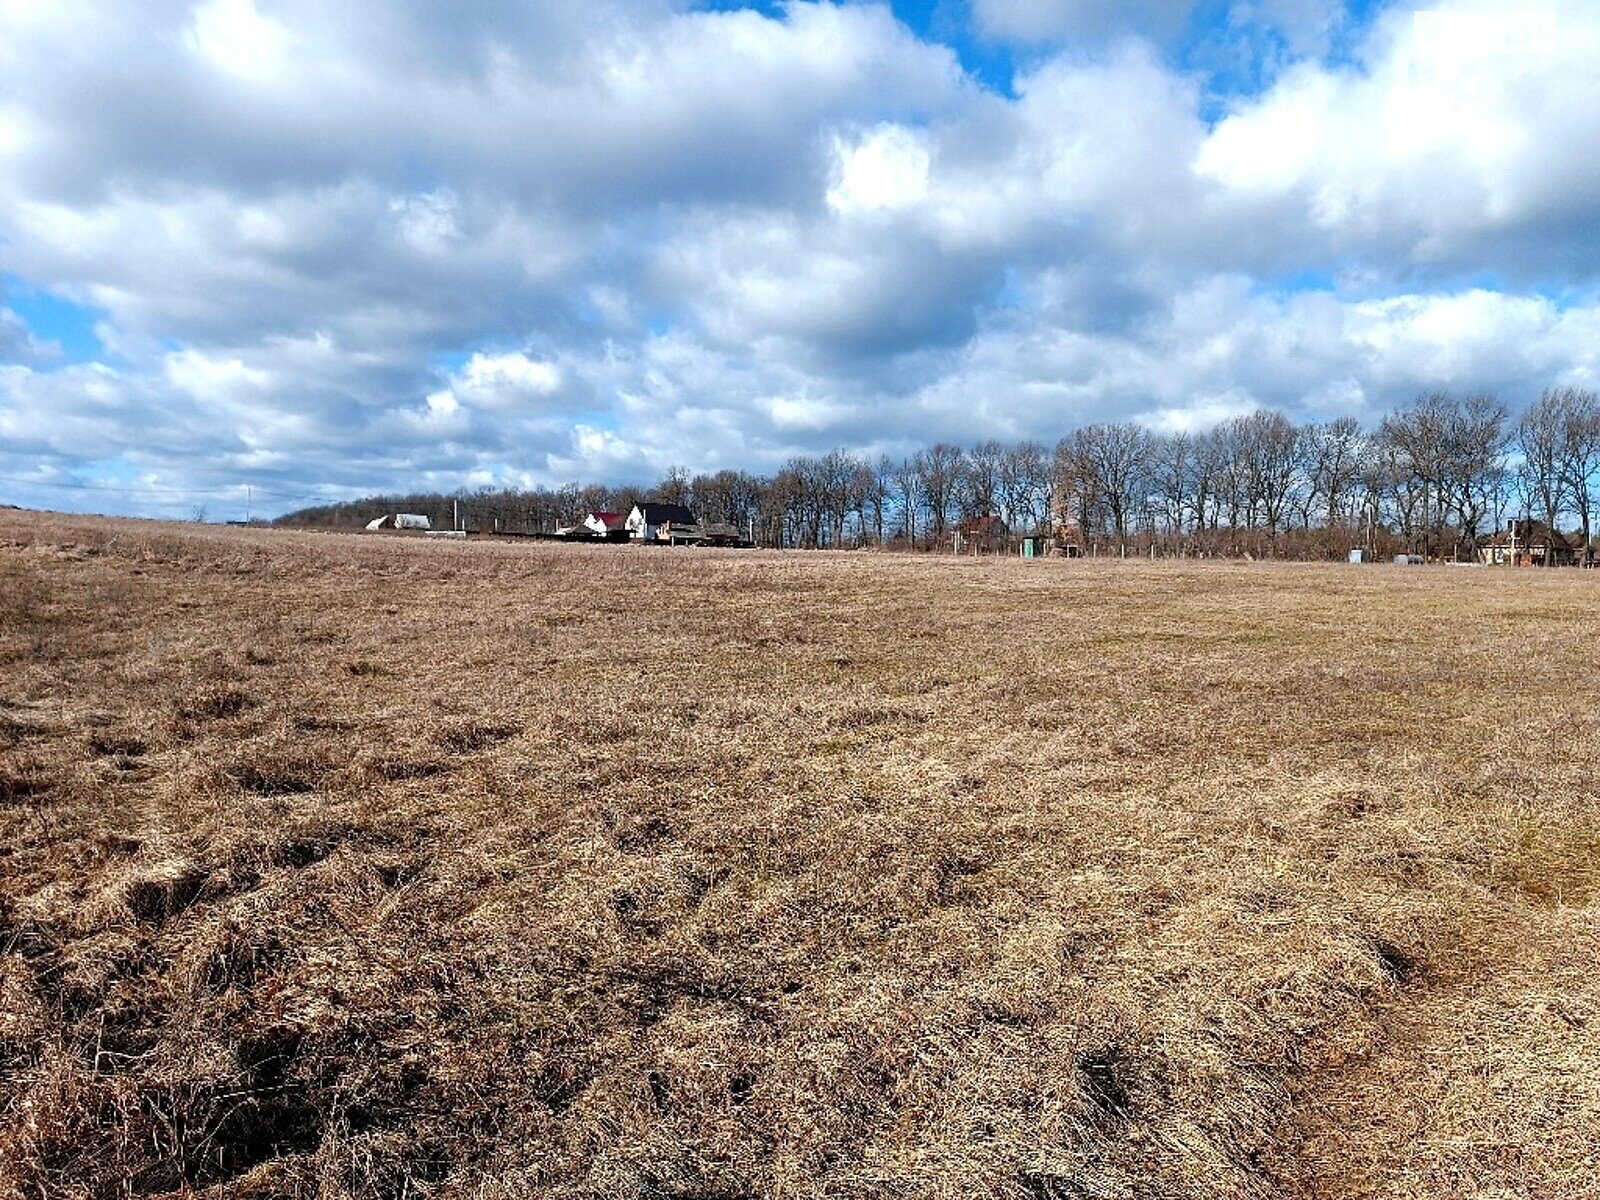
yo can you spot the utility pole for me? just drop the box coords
[245,485,251,524]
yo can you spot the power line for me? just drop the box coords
[0,471,355,505]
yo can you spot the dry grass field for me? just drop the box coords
[2,510,1599,1200]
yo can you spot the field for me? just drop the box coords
[2,510,1599,1200]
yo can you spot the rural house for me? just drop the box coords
[583,511,630,540]
[1479,519,1582,567]
[626,502,699,543]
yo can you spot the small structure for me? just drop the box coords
[583,511,630,541]
[953,515,1009,556]
[365,513,432,532]
[1050,485,1084,557]
[1480,519,1580,567]
[1019,535,1048,559]
[698,521,743,547]
[626,503,699,544]
[1348,548,1365,564]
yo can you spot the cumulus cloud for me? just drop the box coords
[1195,0,1600,277]
[0,0,1598,517]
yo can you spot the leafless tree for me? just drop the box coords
[1556,388,1600,551]
[962,440,1006,521]
[999,440,1052,537]
[1060,423,1154,554]
[889,456,923,546]
[917,444,965,547]
[1302,417,1365,529]
[1515,389,1572,534]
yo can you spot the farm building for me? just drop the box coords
[626,503,698,544]
[1479,519,1582,567]
[583,512,630,541]
[953,515,1009,555]
[364,513,432,532]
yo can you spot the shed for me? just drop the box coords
[395,513,432,531]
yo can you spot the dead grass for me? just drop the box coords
[1,511,1599,1198]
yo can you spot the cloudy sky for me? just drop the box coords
[2,0,1598,518]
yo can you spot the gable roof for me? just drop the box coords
[633,502,697,525]
[1487,520,1581,550]
[586,511,626,529]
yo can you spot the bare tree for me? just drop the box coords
[1442,393,1509,559]
[1516,389,1573,534]
[1303,417,1365,530]
[999,440,1052,537]
[962,440,1006,521]
[1150,432,1195,551]
[917,444,965,547]
[1556,388,1600,553]
[889,456,923,546]
[652,466,692,507]
[1062,423,1153,554]
[1231,410,1303,541]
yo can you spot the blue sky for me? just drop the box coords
[2,0,1599,519]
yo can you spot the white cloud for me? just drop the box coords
[163,348,272,397]
[453,351,562,408]
[184,0,295,83]
[2,1,1600,512]
[1194,1,1600,273]
[827,124,930,214]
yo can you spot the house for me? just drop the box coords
[583,511,630,541]
[626,503,699,543]
[1479,519,1581,567]
[953,515,1009,555]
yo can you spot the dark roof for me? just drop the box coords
[635,503,697,525]
[1486,520,1581,550]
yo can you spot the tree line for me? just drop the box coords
[277,388,1600,559]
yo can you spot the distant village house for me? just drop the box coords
[626,502,699,544]
[583,511,630,540]
[1479,519,1582,567]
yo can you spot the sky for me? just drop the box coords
[2,0,1599,519]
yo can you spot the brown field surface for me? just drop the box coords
[2,510,1599,1199]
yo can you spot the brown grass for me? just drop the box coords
[2,511,1598,1199]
